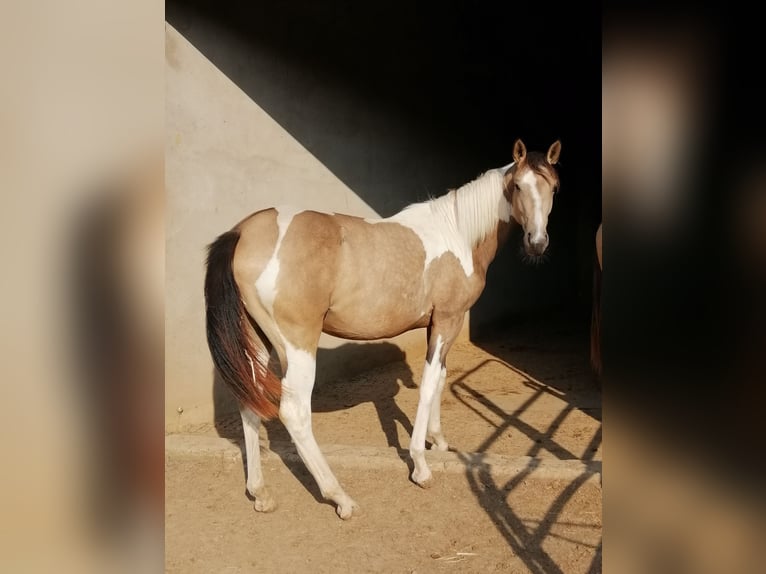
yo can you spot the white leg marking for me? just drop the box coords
[410,335,444,487]
[255,207,302,314]
[279,343,358,519]
[427,366,448,451]
[239,405,276,512]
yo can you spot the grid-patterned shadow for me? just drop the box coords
[451,357,602,573]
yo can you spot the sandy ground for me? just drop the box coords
[166,318,602,573]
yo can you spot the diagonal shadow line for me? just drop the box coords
[461,449,600,573]
[454,356,569,399]
[528,470,598,547]
[461,457,565,574]
[454,390,506,429]
[581,426,602,462]
[453,379,578,460]
[587,540,603,574]
[526,403,576,459]
[520,519,601,529]
[449,354,602,456]
[455,380,544,428]
[450,357,601,572]
[536,532,601,548]
[371,396,414,450]
[371,397,415,474]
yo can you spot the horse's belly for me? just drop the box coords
[323,303,431,340]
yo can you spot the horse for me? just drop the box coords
[204,138,562,519]
[590,223,603,378]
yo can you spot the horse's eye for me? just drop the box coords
[514,183,520,192]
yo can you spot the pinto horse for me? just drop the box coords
[205,138,562,518]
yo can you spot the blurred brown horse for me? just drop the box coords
[590,223,603,378]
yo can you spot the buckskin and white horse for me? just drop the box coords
[205,138,561,518]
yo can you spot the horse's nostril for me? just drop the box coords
[527,232,532,241]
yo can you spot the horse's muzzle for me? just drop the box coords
[526,240,548,256]
[524,231,549,256]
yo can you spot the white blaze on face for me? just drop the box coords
[519,170,548,244]
[255,206,302,314]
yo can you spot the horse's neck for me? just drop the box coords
[431,168,511,246]
[472,219,512,277]
[393,167,514,276]
[442,167,513,274]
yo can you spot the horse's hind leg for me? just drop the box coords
[279,344,359,519]
[240,405,276,512]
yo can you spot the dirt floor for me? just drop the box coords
[166,318,602,573]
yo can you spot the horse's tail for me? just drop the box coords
[204,230,281,419]
[589,247,603,379]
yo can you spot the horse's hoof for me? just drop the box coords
[428,441,449,452]
[253,496,277,513]
[336,500,360,520]
[412,469,434,489]
[416,476,434,489]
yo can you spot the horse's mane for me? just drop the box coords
[426,168,510,248]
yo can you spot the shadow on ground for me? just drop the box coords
[455,312,602,573]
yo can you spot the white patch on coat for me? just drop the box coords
[255,207,302,314]
[365,168,510,277]
[391,203,476,276]
[280,343,315,396]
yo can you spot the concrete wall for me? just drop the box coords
[165,3,600,430]
[166,24,447,429]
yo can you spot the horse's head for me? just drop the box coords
[505,139,561,257]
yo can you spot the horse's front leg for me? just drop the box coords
[427,365,449,451]
[409,317,462,487]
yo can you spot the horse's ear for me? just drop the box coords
[547,140,562,164]
[513,139,527,163]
